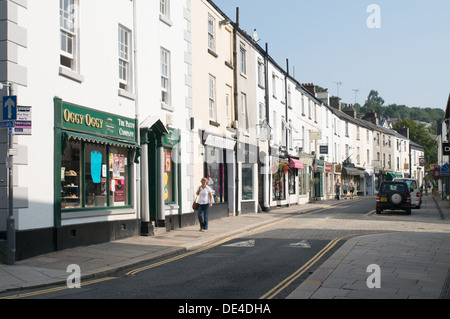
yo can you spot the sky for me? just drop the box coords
[213,0,450,110]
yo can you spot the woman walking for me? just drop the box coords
[196,178,213,232]
[335,179,341,200]
[349,182,355,199]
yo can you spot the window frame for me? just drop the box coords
[118,25,131,91]
[240,44,247,75]
[59,0,79,71]
[160,0,170,18]
[160,47,171,106]
[61,138,133,212]
[209,74,217,122]
[207,14,216,52]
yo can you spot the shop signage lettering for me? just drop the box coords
[61,102,136,142]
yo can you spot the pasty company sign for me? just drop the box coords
[61,102,136,142]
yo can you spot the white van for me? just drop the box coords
[393,178,422,208]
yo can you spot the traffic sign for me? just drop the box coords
[2,96,17,121]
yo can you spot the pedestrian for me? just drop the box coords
[335,179,341,200]
[349,182,355,199]
[443,183,446,200]
[196,177,213,232]
[343,180,348,199]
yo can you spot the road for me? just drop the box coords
[0,195,447,300]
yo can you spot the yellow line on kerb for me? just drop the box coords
[1,276,117,299]
[2,199,364,299]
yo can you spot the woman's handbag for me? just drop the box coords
[192,196,198,211]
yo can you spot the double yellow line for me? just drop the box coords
[260,233,359,299]
[2,201,361,299]
[1,276,116,299]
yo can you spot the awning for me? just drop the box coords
[384,171,396,180]
[343,166,365,178]
[290,158,304,169]
[63,131,139,149]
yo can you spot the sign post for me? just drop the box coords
[1,90,16,265]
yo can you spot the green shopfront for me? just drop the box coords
[54,98,139,250]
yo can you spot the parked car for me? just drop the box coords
[393,178,422,208]
[376,181,411,215]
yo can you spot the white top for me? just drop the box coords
[197,186,213,204]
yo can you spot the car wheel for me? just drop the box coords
[405,209,411,215]
[376,208,381,214]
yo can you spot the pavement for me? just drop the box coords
[0,195,449,299]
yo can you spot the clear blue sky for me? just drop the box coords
[213,0,450,110]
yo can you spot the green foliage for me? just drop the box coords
[356,90,443,166]
[356,90,444,132]
[392,119,437,166]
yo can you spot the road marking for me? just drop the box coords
[1,199,364,298]
[0,276,117,299]
[289,240,311,248]
[260,233,370,299]
[223,239,255,247]
[366,210,376,216]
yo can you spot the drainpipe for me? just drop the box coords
[263,43,270,212]
[285,59,289,151]
[233,7,239,216]
[133,0,142,231]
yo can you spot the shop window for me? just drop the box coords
[298,168,307,195]
[61,140,81,209]
[242,164,254,200]
[85,143,107,207]
[164,148,174,204]
[61,137,131,210]
[109,146,130,207]
[205,147,226,203]
[272,163,286,200]
[288,168,296,194]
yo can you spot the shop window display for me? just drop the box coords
[109,146,129,207]
[288,167,296,194]
[205,146,227,203]
[61,138,131,210]
[164,148,174,204]
[242,164,254,200]
[85,143,107,207]
[61,140,81,209]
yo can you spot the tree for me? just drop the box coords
[392,119,436,166]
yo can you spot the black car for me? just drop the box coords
[376,181,412,215]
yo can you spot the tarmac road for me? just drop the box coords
[0,194,448,303]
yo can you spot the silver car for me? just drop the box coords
[393,178,422,208]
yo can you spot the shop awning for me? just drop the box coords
[343,166,365,178]
[384,171,396,180]
[63,131,139,149]
[289,158,304,169]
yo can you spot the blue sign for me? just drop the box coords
[0,121,15,128]
[2,96,17,121]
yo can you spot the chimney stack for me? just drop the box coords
[363,111,379,125]
[398,126,410,139]
[343,104,356,118]
[302,83,316,97]
[330,96,342,110]
[316,88,330,106]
